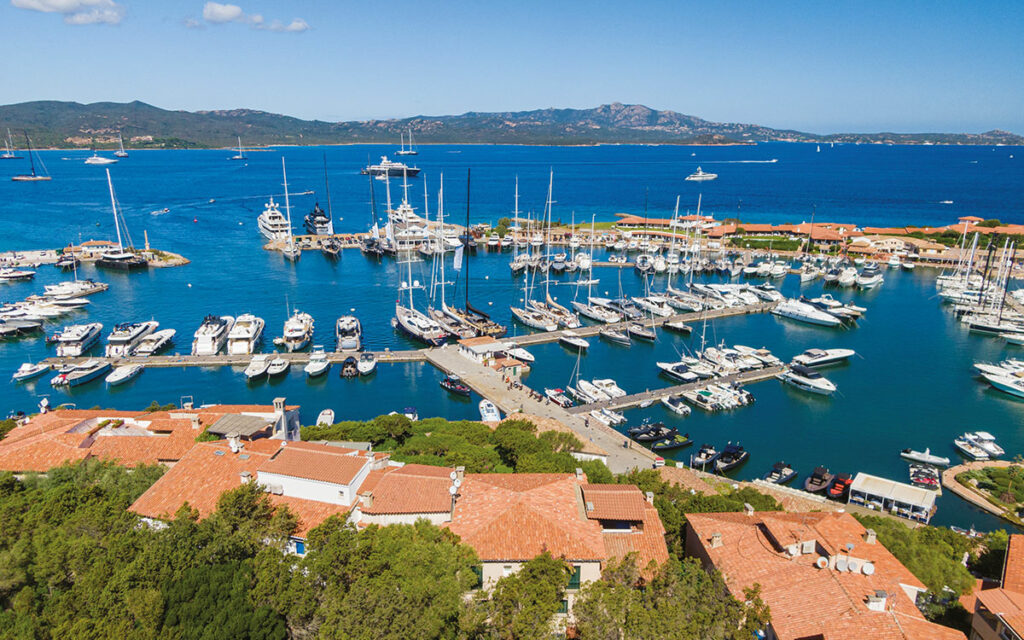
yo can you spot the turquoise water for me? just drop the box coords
[1,143,1023,531]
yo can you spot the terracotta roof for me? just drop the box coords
[447,473,607,562]
[977,589,1024,635]
[258,441,369,485]
[458,336,500,347]
[581,484,647,521]
[129,440,349,538]
[1004,534,1024,593]
[362,464,455,514]
[601,500,669,577]
[686,511,963,640]
[862,227,909,235]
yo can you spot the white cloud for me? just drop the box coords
[183,16,203,29]
[198,2,308,32]
[11,0,125,25]
[201,1,242,23]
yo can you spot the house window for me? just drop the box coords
[503,565,514,577]
[601,520,632,533]
[471,566,483,589]
[568,565,581,590]
[1001,622,1023,640]
[294,539,306,555]
[557,599,568,614]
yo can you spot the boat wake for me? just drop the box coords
[698,159,778,164]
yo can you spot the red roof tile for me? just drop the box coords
[581,484,647,521]
[258,441,369,485]
[1004,534,1024,593]
[363,464,455,514]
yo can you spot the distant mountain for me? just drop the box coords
[0,100,1020,148]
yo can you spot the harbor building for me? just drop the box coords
[970,534,1024,640]
[685,510,966,640]
[847,472,937,524]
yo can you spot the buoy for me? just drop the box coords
[187,283,192,288]
[193,217,198,223]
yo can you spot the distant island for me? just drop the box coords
[1,100,1021,148]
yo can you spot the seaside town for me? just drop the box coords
[3,2,1024,639]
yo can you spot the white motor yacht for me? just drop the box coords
[257,197,292,242]
[968,431,1005,458]
[133,329,175,356]
[837,267,859,287]
[479,400,502,422]
[357,352,377,376]
[304,346,330,377]
[559,331,590,351]
[685,167,718,182]
[316,409,335,426]
[503,345,535,363]
[335,316,362,352]
[592,378,626,398]
[55,322,103,357]
[771,299,842,327]
[12,362,49,382]
[267,356,290,377]
[778,364,837,395]
[856,264,885,289]
[104,320,158,358]
[981,371,1024,399]
[953,434,989,460]
[105,364,144,386]
[227,314,265,355]
[245,354,271,380]
[192,315,234,356]
[281,311,315,352]
[791,348,856,368]
[575,380,611,403]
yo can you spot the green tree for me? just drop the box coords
[473,552,571,640]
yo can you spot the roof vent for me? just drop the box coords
[710,532,723,549]
[239,471,252,484]
[801,540,816,555]
[214,450,225,456]
[864,528,877,544]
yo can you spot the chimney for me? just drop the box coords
[645,491,655,504]
[575,467,584,482]
[866,590,887,612]
[710,532,723,549]
[273,397,285,415]
[228,435,242,454]
[864,529,877,544]
[239,471,252,484]
[456,466,465,483]
[743,502,754,517]
[190,415,201,431]
[361,491,373,509]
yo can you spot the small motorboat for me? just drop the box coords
[651,433,692,452]
[663,321,692,334]
[105,364,144,386]
[245,354,271,380]
[357,352,377,376]
[559,331,590,351]
[12,362,49,382]
[599,327,631,345]
[633,425,677,443]
[304,347,330,377]
[715,443,749,473]
[899,447,950,467]
[692,443,720,468]
[316,409,335,426]
[267,357,290,377]
[505,345,535,362]
[908,464,940,490]
[827,473,853,500]
[953,434,988,460]
[762,461,798,484]
[544,388,574,407]
[660,394,692,416]
[340,356,358,378]
[804,466,834,493]
[403,407,418,421]
[791,348,856,368]
[440,374,471,397]
[479,399,501,422]
[50,359,110,387]
[627,323,656,341]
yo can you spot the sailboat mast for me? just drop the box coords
[439,175,446,307]
[465,168,471,309]
[106,169,123,251]
[323,153,333,222]
[282,158,294,245]
[544,169,554,300]
[23,133,36,177]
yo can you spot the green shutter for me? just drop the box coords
[567,565,581,590]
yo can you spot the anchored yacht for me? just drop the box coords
[685,167,718,182]
[361,156,420,177]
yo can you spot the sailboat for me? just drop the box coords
[12,133,51,181]
[392,247,448,346]
[114,133,129,158]
[438,170,508,338]
[279,159,301,261]
[360,172,385,259]
[1,129,22,160]
[319,155,341,259]
[571,216,621,323]
[230,136,246,161]
[96,169,148,271]
[396,129,418,156]
[527,170,580,329]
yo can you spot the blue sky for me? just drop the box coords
[2,0,1023,133]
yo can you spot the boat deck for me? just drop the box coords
[566,365,785,413]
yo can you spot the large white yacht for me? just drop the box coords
[55,322,103,357]
[335,315,362,352]
[771,299,842,327]
[361,156,420,177]
[778,365,837,395]
[791,348,856,368]
[856,264,885,289]
[685,167,718,182]
[104,321,158,358]
[257,197,292,242]
[226,314,265,355]
[281,311,315,352]
[192,315,234,356]
[133,328,176,356]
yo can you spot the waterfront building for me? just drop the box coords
[847,472,937,524]
[685,510,966,640]
[970,534,1024,640]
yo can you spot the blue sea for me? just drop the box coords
[1,142,1023,531]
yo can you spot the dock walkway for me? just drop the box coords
[566,365,785,414]
[424,346,658,473]
[941,460,1016,518]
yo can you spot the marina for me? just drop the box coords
[2,142,1024,531]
